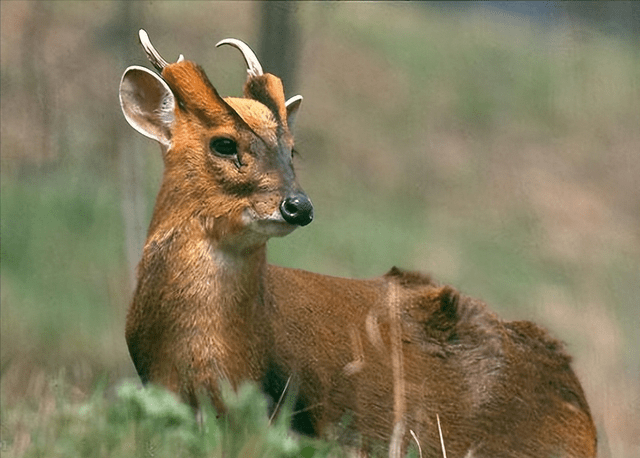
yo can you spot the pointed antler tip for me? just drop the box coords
[214,38,229,48]
[137,29,170,72]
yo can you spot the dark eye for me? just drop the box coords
[209,137,237,157]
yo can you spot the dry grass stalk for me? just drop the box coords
[436,414,446,458]
[388,281,406,458]
[409,429,423,458]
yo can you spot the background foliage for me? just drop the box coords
[1,2,639,456]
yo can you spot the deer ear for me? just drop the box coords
[119,66,175,146]
[285,95,302,134]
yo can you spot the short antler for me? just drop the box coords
[139,29,184,72]
[216,38,263,78]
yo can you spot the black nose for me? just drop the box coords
[280,193,314,226]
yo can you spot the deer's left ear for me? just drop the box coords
[285,95,302,134]
[120,66,175,146]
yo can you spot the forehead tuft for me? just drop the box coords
[161,61,289,147]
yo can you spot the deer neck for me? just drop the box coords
[144,208,271,316]
[130,221,272,393]
[207,239,269,312]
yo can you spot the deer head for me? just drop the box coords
[119,30,312,250]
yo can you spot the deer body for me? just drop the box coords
[120,31,597,457]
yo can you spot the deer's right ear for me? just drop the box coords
[119,66,175,146]
[285,95,303,134]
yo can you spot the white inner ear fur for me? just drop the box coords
[119,66,175,146]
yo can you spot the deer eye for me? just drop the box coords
[209,137,237,157]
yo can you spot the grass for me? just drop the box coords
[1,2,639,457]
[1,377,341,458]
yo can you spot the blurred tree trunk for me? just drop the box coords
[561,2,640,39]
[258,2,300,96]
[111,1,146,294]
[21,2,54,164]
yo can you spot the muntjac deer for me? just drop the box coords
[120,30,597,457]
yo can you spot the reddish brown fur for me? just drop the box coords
[121,42,597,457]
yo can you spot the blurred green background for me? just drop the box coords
[1,2,638,456]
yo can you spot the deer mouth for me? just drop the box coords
[243,208,299,238]
[258,219,298,237]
